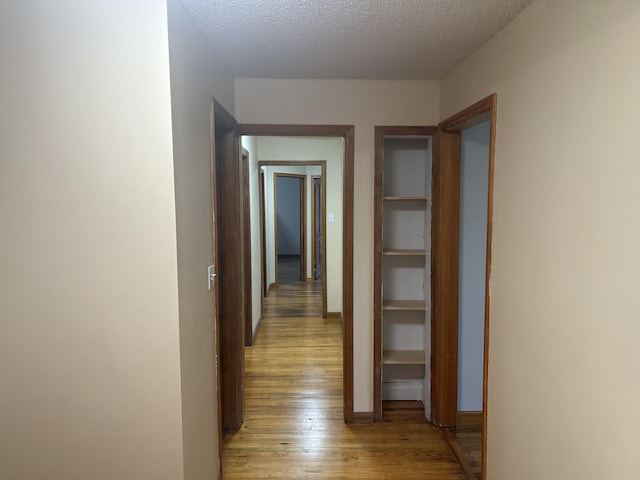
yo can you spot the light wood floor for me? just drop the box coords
[277,255,303,284]
[263,279,322,318]
[447,412,482,479]
[222,281,468,479]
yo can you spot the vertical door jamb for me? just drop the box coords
[242,149,253,346]
[436,94,497,480]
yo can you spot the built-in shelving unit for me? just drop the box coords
[374,126,435,422]
[383,350,426,365]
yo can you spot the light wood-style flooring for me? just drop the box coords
[222,280,470,479]
[446,412,482,479]
[263,278,322,318]
[277,254,303,284]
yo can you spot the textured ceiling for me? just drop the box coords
[180,0,532,80]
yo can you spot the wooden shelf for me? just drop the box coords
[383,350,426,365]
[383,300,426,311]
[382,249,426,256]
[383,196,428,202]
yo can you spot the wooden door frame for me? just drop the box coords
[310,175,324,282]
[260,160,327,316]
[259,169,267,297]
[211,100,244,443]
[434,94,497,480]
[373,125,438,422]
[273,172,307,283]
[241,149,253,346]
[239,124,355,423]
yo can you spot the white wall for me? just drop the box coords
[441,1,640,478]
[257,137,343,313]
[236,83,439,411]
[167,0,235,478]
[0,2,183,479]
[276,176,302,255]
[241,136,263,335]
[457,121,490,412]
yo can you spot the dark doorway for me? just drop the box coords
[274,174,305,284]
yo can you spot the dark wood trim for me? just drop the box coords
[342,126,355,424]
[373,126,438,423]
[209,99,224,480]
[482,95,497,480]
[351,411,374,424]
[259,161,328,316]
[241,124,354,424]
[439,95,495,132]
[273,172,278,284]
[373,127,384,423]
[259,170,267,298]
[430,128,461,428]
[239,124,354,137]
[300,176,306,281]
[213,100,244,433]
[437,93,497,480]
[321,171,327,317]
[326,312,342,318]
[442,428,479,480]
[259,160,326,167]
[457,411,483,423]
[242,149,253,347]
[267,282,276,292]
[310,173,328,317]
[311,175,319,282]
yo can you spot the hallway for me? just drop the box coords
[222,281,467,479]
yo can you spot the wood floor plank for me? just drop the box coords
[222,281,467,479]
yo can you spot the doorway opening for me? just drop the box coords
[238,125,355,423]
[432,94,497,480]
[274,173,306,284]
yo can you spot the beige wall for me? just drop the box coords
[0,2,184,479]
[235,80,440,411]
[257,137,343,313]
[441,0,640,478]
[167,0,235,478]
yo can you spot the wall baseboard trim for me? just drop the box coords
[326,311,342,318]
[267,282,276,292]
[382,381,423,402]
[351,411,374,424]
[457,411,482,422]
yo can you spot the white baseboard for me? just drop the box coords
[382,381,423,401]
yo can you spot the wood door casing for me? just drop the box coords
[259,161,327,317]
[242,150,253,346]
[438,94,497,480]
[430,128,461,428]
[240,125,354,423]
[259,170,267,297]
[311,176,323,281]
